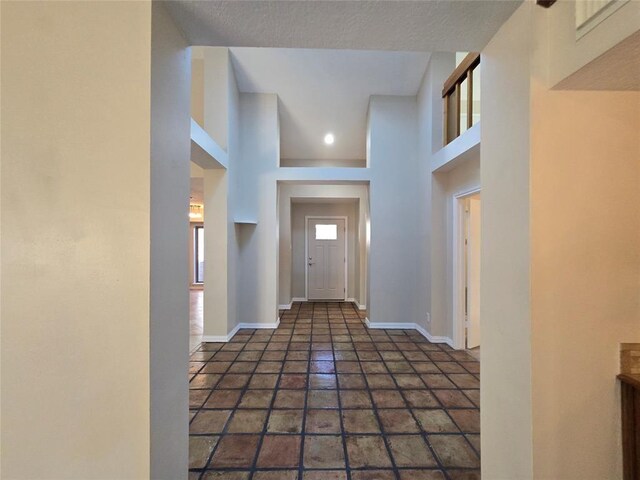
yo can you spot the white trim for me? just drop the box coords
[452,187,481,350]
[292,297,306,302]
[279,302,293,310]
[415,324,455,349]
[347,298,367,311]
[201,320,281,343]
[305,216,348,301]
[240,320,281,330]
[365,319,455,349]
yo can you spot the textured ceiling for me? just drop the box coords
[166,1,522,52]
[230,48,430,160]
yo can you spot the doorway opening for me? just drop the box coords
[306,216,348,300]
[453,189,481,352]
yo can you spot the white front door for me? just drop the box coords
[307,218,346,300]
[466,196,481,348]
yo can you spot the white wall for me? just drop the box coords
[1,2,154,477]
[480,3,534,478]
[278,183,369,309]
[416,52,456,337]
[290,202,359,301]
[367,96,421,325]
[150,4,191,477]
[236,94,280,325]
[201,48,241,339]
[431,156,480,341]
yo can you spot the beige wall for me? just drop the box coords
[481,1,640,477]
[191,58,205,127]
[531,85,640,479]
[1,2,153,477]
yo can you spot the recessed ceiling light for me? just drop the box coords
[324,133,335,145]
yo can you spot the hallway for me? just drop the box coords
[189,302,480,479]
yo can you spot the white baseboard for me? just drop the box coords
[292,297,306,302]
[347,298,367,310]
[415,323,455,348]
[201,319,281,343]
[278,302,292,310]
[365,319,455,348]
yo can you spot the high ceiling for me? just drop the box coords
[166,1,522,52]
[174,0,523,162]
[231,48,430,161]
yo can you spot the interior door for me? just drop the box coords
[307,218,346,300]
[466,196,481,348]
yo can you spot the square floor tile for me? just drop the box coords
[448,409,480,433]
[307,390,339,409]
[421,374,456,389]
[377,409,420,433]
[433,390,475,408]
[201,471,250,480]
[247,374,277,389]
[274,390,306,408]
[345,435,393,468]
[190,410,232,434]
[306,409,342,434]
[413,409,459,433]
[428,434,480,468]
[448,374,480,389]
[387,435,437,467]
[204,390,242,409]
[280,374,307,389]
[339,390,372,408]
[365,374,396,389]
[217,374,251,389]
[303,435,345,469]
[394,374,426,389]
[254,362,282,373]
[256,435,301,468]
[309,374,337,389]
[267,410,304,433]
[253,472,298,480]
[226,409,268,433]
[342,409,380,433]
[351,471,396,480]
[403,389,440,408]
[238,390,274,408]
[398,471,445,480]
[338,374,367,389]
[189,435,218,469]
[209,434,260,468]
[303,471,347,480]
[190,374,221,389]
[189,390,211,408]
[371,390,406,408]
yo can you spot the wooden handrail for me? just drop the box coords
[442,52,480,97]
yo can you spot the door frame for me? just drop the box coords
[452,187,481,350]
[304,215,348,301]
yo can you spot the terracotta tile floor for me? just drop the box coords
[189,302,480,480]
